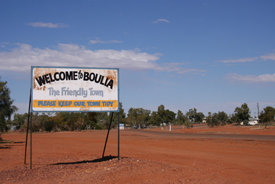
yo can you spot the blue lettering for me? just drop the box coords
[38,101,56,106]
[58,101,72,107]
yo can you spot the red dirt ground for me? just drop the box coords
[1,124,275,183]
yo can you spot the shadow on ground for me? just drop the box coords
[0,145,12,149]
[0,139,24,149]
[0,139,12,149]
[50,155,124,166]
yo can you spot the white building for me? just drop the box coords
[241,118,259,126]
[248,118,259,125]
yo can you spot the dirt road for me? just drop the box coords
[1,127,275,183]
[137,129,275,141]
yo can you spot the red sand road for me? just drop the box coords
[1,125,275,183]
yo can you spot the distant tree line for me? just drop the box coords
[206,103,275,128]
[7,102,275,132]
[1,77,275,133]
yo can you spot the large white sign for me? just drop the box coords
[31,66,119,112]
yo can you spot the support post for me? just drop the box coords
[118,112,120,160]
[30,110,32,169]
[24,89,31,164]
[102,112,113,158]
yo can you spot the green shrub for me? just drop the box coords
[44,120,55,132]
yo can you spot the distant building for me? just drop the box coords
[9,125,17,131]
[202,118,207,123]
[240,118,259,126]
[248,118,259,125]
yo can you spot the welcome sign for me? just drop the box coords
[31,66,119,112]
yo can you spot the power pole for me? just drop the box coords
[257,102,259,118]
[257,102,260,128]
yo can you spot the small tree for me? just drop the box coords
[164,109,176,124]
[86,112,98,130]
[30,112,44,132]
[157,104,166,124]
[206,112,221,127]
[148,111,161,126]
[44,118,55,132]
[0,77,18,136]
[13,113,28,129]
[217,111,228,125]
[259,106,275,129]
[234,103,250,124]
[97,112,109,129]
[127,108,136,127]
[195,112,205,123]
[206,112,213,127]
[186,108,197,123]
[113,102,126,128]
[184,118,191,128]
[212,113,220,126]
[176,110,185,125]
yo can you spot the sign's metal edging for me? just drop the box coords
[26,66,120,169]
[31,66,119,113]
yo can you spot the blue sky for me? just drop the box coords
[1,0,275,117]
